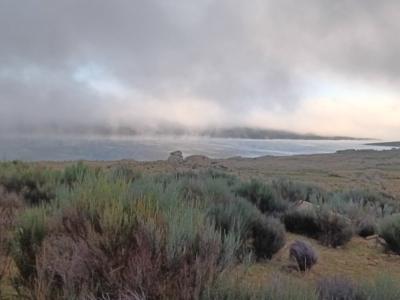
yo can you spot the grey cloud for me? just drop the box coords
[1,0,400,132]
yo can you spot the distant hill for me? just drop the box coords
[6,123,366,140]
[200,127,364,140]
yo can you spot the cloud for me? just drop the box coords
[0,0,400,138]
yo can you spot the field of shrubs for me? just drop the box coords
[1,161,400,299]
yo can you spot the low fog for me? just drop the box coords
[1,1,400,139]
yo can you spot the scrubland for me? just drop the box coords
[1,150,400,299]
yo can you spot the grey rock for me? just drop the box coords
[168,150,184,164]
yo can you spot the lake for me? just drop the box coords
[0,135,394,161]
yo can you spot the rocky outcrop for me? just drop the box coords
[167,150,184,165]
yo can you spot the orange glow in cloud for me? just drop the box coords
[246,77,400,139]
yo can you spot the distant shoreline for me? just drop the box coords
[0,135,391,162]
[366,141,400,147]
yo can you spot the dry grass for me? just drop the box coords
[0,187,23,299]
[244,232,400,286]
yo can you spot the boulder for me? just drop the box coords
[291,200,315,211]
[168,150,184,164]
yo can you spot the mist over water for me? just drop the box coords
[1,1,400,140]
[0,135,393,161]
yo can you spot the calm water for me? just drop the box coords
[0,135,394,161]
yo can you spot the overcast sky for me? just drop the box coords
[1,0,400,139]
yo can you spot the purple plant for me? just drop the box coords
[317,276,366,300]
[289,240,318,271]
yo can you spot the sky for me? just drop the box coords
[1,0,400,139]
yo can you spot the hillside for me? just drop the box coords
[201,127,363,140]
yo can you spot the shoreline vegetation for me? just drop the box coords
[1,149,400,299]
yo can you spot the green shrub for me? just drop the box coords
[7,164,398,298]
[203,169,238,186]
[329,189,400,219]
[284,208,352,247]
[207,196,273,260]
[10,170,247,299]
[109,164,141,182]
[283,209,320,238]
[283,207,353,248]
[363,274,400,300]
[0,162,59,205]
[379,214,400,254]
[237,180,287,214]
[179,178,206,202]
[343,189,397,212]
[317,210,353,247]
[207,193,287,261]
[207,197,259,239]
[61,162,92,187]
[11,208,48,283]
[357,217,377,238]
[272,178,325,203]
[252,217,285,260]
